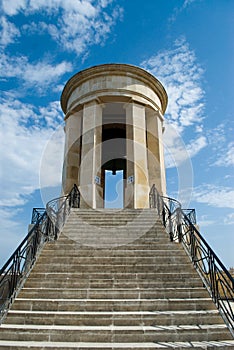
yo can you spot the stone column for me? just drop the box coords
[146,108,166,195]
[79,100,103,208]
[62,110,82,194]
[125,103,134,208]
[157,111,167,195]
[125,102,149,208]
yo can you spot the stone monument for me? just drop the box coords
[60,64,168,208]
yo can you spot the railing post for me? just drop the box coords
[162,204,166,227]
[156,190,160,216]
[45,214,51,240]
[190,225,196,265]
[169,211,173,242]
[208,253,218,305]
[177,208,182,243]
[10,254,18,298]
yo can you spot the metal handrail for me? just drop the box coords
[31,208,45,224]
[149,184,234,335]
[0,184,80,323]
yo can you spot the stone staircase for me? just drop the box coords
[0,209,233,349]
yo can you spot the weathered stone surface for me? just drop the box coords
[0,209,232,348]
[61,64,168,208]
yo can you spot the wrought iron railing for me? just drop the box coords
[0,184,80,323]
[150,184,234,335]
[31,208,46,225]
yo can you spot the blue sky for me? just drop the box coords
[0,0,233,268]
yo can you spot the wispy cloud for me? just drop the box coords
[0,96,65,264]
[1,0,26,16]
[205,122,234,168]
[0,97,64,207]
[1,0,123,56]
[169,0,197,23]
[224,212,234,225]
[142,37,205,132]
[0,54,73,89]
[193,184,234,209]
[213,141,234,167]
[196,213,234,228]
[142,37,206,170]
[0,16,20,47]
[198,215,216,227]
[186,135,207,157]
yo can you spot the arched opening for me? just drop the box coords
[104,170,124,208]
[102,102,126,208]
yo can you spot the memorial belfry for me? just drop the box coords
[1,64,233,348]
[60,64,168,208]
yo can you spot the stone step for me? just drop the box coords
[24,277,203,289]
[31,263,195,274]
[5,309,224,326]
[70,208,156,212]
[27,271,199,281]
[62,222,164,227]
[11,298,216,312]
[36,255,190,265]
[63,225,162,231]
[40,248,185,257]
[42,243,183,251]
[66,216,159,227]
[61,227,166,232]
[1,208,232,348]
[48,243,177,249]
[57,239,172,247]
[62,224,164,231]
[0,339,234,349]
[66,220,159,225]
[63,226,163,232]
[18,287,209,299]
[70,208,157,215]
[59,233,169,242]
[0,324,231,343]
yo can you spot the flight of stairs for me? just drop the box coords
[0,209,233,349]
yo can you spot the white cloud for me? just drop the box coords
[206,123,227,147]
[198,216,216,227]
[2,0,113,16]
[39,126,65,189]
[1,0,123,56]
[0,16,20,46]
[142,37,205,132]
[1,0,27,16]
[183,0,197,9]
[213,142,234,167]
[0,97,64,207]
[0,53,73,88]
[164,124,190,168]
[164,125,206,169]
[0,96,65,265]
[193,185,234,209]
[142,38,206,175]
[24,61,73,85]
[168,0,197,23]
[186,135,207,158]
[205,123,234,168]
[47,2,122,55]
[224,213,234,225]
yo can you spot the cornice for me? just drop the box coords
[61,64,168,115]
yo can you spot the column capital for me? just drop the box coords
[83,98,105,110]
[123,99,146,110]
